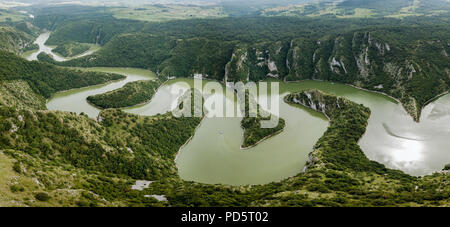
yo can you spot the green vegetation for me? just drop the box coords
[38,15,450,121]
[0,100,202,180]
[0,50,125,98]
[261,0,450,18]
[87,80,161,109]
[0,84,205,206]
[52,41,92,57]
[43,16,144,46]
[35,192,51,202]
[0,80,46,110]
[0,26,35,54]
[22,43,38,52]
[109,5,226,22]
[0,9,26,23]
[0,74,448,206]
[49,33,176,70]
[240,92,285,149]
[0,3,448,207]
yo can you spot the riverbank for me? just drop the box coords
[46,74,450,183]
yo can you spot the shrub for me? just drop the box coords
[35,192,51,202]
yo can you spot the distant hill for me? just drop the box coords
[261,0,450,18]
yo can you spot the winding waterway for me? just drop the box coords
[33,33,450,186]
[24,33,99,61]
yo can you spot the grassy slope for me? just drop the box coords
[0,80,46,110]
[0,9,26,23]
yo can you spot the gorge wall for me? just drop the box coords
[41,26,450,121]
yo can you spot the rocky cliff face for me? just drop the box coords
[285,89,351,120]
[51,27,450,121]
[226,29,450,121]
[225,41,290,82]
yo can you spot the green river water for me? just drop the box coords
[31,33,450,186]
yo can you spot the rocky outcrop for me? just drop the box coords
[224,30,449,121]
[284,89,350,120]
[285,89,372,172]
[52,28,449,122]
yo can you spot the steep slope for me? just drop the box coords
[0,84,204,206]
[0,80,46,110]
[226,27,450,121]
[0,52,448,206]
[0,26,36,54]
[40,25,450,121]
[0,50,125,99]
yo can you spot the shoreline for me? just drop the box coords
[87,83,160,110]
[45,67,156,103]
[45,76,127,103]
[240,127,285,150]
[280,78,450,123]
[43,72,449,186]
[174,115,206,163]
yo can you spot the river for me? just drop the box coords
[23,33,99,61]
[33,33,450,186]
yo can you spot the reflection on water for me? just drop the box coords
[393,139,423,163]
[47,74,450,185]
[124,79,330,186]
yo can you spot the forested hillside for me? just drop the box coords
[41,20,450,120]
[0,70,448,206]
[52,41,91,57]
[226,26,450,120]
[0,50,124,98]
[0,2,448,207]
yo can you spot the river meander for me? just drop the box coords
[31,33,450,186]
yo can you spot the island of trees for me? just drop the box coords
[240,92,285,149]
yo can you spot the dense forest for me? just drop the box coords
[87,80,161,109]
[0,50,124,99]
[0,3,448,207]
[37,14,450,121]
[0,25,36,54]
[1,78,448,206]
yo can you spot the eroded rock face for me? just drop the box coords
[285,89,347,120]
[285,89,371,173]
[46,27,448,121]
